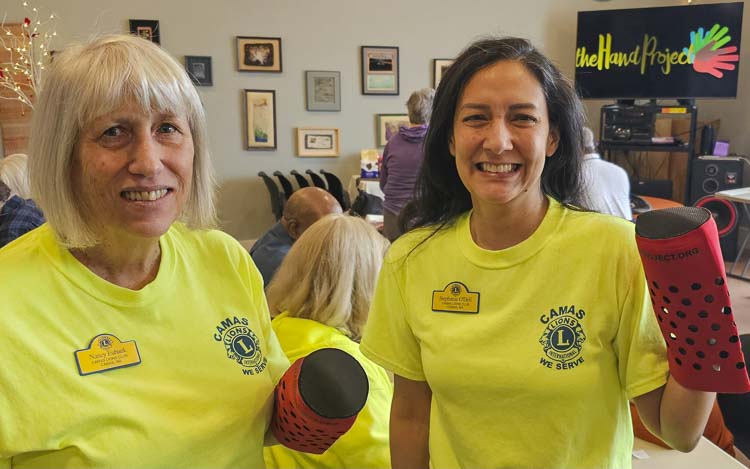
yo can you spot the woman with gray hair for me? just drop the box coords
[264,214,392,469]
[0,35,289,468]
[379,88,434,241]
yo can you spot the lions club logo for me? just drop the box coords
[538,305,587,371]
[213,316,267,375]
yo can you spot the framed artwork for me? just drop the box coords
[296,127,340,157]
[361,46,399,95]
[306,71,341,111]
[237,36,282,72]
[376,114,409,147]
[433,58,454,88]
[129,19,160,45]
[244,90,277,150]
[185,56,212,86]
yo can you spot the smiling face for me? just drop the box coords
[449,60,559,214]
[72,103,194,244]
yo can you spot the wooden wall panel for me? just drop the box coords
[0,24,34,156]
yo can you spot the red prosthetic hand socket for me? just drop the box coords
[635,206,749,393]
[270,348,369,454]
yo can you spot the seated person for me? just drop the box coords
[263,214,392,469]
[0,180,44,248]
[250,187,341,286]
[579,127,633,220]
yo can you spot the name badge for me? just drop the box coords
[74,334,141,376]
[432,282,480,314]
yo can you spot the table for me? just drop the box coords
[715,187,750,280]
[347,175,384,202]
[633,436,746,468]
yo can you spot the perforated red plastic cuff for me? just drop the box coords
[636,208,749,393]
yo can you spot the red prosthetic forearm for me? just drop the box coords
[270,348,369,454]
[635,206,749,393]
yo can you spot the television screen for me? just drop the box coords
[575,3,743,100]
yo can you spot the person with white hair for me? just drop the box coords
[579,127,633,220]
[0,153,44,247]
[0,35,290,468]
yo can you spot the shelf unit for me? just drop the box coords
[599,102,698,204]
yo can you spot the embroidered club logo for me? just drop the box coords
[213,316,267,375]
[538,305,587,370]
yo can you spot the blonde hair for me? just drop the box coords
[28,34,216,248]
[0,153,31,198]
[266,215,389,341]
[406,88,435,125]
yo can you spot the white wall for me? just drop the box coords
[2,0,747,239]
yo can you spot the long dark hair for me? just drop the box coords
[399,37,587,233]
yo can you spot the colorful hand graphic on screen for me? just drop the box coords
[682,24,739,78]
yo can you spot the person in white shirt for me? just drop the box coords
[580,127,633,220]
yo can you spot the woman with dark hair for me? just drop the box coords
[361,37,714,468]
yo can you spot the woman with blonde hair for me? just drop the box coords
[0,34,290,467]
[264,214,392,469]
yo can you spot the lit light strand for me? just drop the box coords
[0,1,58,113]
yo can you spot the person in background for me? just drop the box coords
[0,34,289,468]
[0,154,45,247]
[579,127,632,220]
[264,214,392,469]
[250,186,342,286]
[379,88,434,241]
[361,37,714,469]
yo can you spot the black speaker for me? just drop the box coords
[690,156,750,260]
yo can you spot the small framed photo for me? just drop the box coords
[296,127,341,157]
[433,58,454,89]
[185,56,212,86]
[244,90,277,150]
[376,114,409,147]
[306,71,341,112]
[361,46,399,95]
[237,36,282,73]
[129,19,160,45]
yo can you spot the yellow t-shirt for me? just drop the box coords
[0,223,289,468]
[264,313,392,469]
[360,198,669,469]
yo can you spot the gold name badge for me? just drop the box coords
[74,334,141,376]
[432,282,480,314]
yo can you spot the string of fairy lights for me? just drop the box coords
[0,1,57,113]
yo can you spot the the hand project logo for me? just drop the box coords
[576,23,739,79]
[683,25,740,78]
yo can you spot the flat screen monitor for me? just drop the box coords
[575,3,743,100]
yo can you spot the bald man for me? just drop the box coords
[250,187,342,286]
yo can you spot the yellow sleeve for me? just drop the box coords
[246,251,290,385]
[0,457,9,469]
[615,244,669,400]
[360,253,425,381]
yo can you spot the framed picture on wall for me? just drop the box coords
[376,113,409,147]
[185,56,212,86]
[244,90,277,150]
[296,127,340,157]
[361,46,399,95]
[306,71,341,111]
[237,36,282,72]
[129,19,160,45]
[433,58,454,89]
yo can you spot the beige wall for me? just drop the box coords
[2,0,747,239]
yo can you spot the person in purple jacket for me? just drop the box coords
[379,88,434,241]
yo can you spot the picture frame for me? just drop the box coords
[185,56,213,86]
[433,58,454,89]
[306,71,341,112]
[244,90,277,150]
[129,19,160,45]
[237,36,282,73]
[376,114,409,147]
[296,127,341,157]
[361,46,399,95]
